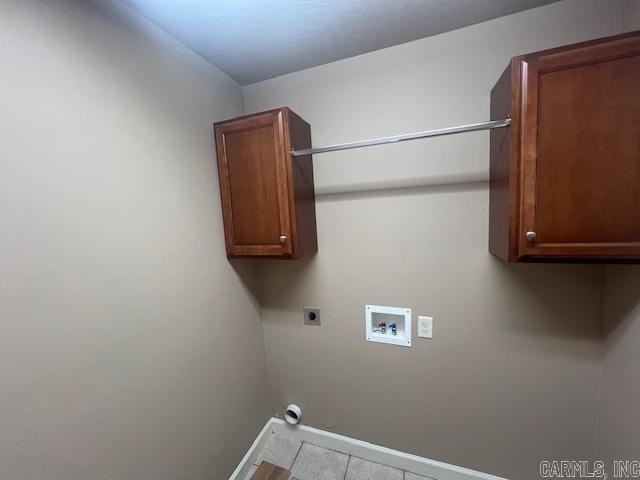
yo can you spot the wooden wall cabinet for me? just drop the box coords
[214,107,317,259]
[490,32,640,262]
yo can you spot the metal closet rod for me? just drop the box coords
[291,117,511,157]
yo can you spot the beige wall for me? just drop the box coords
[622,0,640,32]
[0,1,268,479]
[597,267,640,469]
[594,2,640,471]
[243,1,625,478]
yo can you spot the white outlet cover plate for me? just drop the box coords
[418,316,433,338]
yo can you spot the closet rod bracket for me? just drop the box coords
[291,117,511,157]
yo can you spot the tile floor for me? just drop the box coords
[245,431,434,480]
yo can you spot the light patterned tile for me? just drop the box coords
[256,431,302,470]
[290,443,349,480]
[346,457,403,480]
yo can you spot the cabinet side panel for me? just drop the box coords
[287,110,318,258]
[214,124,236,255]
[489,64,514,261]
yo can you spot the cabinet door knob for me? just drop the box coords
[279,235,288,243]
[525,231,537,242]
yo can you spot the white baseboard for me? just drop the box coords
[229,417,507,480]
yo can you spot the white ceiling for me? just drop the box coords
[120,0,559,85]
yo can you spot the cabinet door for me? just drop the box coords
[215,110,292,257]
[519,35,640,259]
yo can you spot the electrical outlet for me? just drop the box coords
[418,316,433,338]
[303,307,321,326]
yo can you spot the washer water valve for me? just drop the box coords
[373,322,386,334]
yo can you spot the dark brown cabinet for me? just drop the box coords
[214,107,317,259]
[490,32,640,262]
